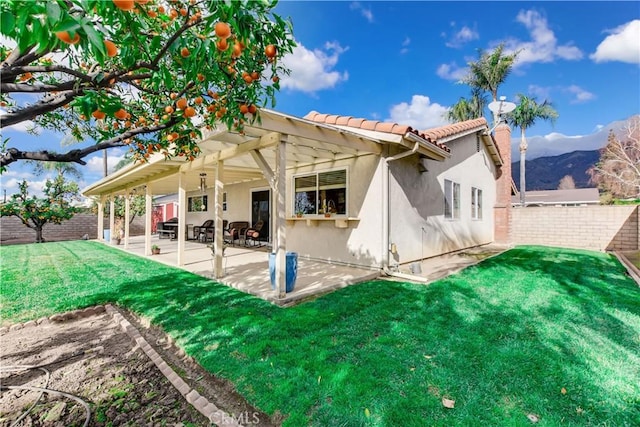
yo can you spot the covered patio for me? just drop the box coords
[109,235,379,306]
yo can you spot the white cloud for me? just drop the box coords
[85,148,126,176]
[503,9,583,66]
[387,95,450,130]
[280,41,349,93]
[446,25,479,48]
[528,84,552,100]
[400,37,411,55]
[564,85,596,104]
[0,175,48,197]
[350,2,374,23]
[510,116,634,159]
[436,62,468,81]
[590,19,640,64]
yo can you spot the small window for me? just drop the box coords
[471,187,483,220]
[444,179,460,220]
[223,192,227,211]
[188,195,207,212]
[294,169,347,215]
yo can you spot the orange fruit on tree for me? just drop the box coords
[147,9,157,18]
[243,74,253,84]
[194,96,203,105]
[272,76,279,83]
[176,98,188,110]
[197,73,205,82]
[232,41,243,58]
[170,92,177,100]
[265,44,277,58]
[113,0,135,11]
[169,9,178,19]
[214,22,231,39]
[92,110,106,120]
[183,107,196,118]
[216,38,228,51]
[114,108,128,119]
[164,105,174,114]
[180,8,187,16]
[157,5,165,13]
[239,104,249,114]
[180,47,190,58]
[19,72,32,81]
[135,0,150,4]
[248,104,257,114]
[56,31,80,44]
[251,71,259,81]
[104,40,118,57]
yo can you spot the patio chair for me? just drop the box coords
[203,220,228,243]
[194,219,214,242]
[244,220,264,247]
[225,221,250,246]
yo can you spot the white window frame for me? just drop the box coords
[444,179,460,220]
[293,167,348,216]
[471,187,483,220]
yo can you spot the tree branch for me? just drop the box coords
[0,118,180,167]
[0,91,78,128]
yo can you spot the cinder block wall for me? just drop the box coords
[512,205,639,251]
[0,213,146,245]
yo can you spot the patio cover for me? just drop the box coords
[82,109,448,298]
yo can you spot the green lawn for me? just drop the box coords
[2,242,639,426]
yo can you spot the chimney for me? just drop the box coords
[493,123,512,244]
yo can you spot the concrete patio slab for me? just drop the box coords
[107,235,380,306]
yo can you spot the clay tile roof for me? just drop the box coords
[325,114,340,124]
[420,118,487,143]
[335,116,352,126]
[304,111,491,154]
[360,120,380,131]
[347,117,365,127]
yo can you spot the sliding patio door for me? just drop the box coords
[250,189,270,243]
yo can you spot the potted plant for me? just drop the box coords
[295,210,304,218]
[151,244,161,255]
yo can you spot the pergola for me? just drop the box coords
[83,109,391,298]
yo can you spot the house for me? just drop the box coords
[512,188,600,207]
[82,109,511,296]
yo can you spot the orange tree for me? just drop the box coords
[0,0,295,170]
[0,175,81,243]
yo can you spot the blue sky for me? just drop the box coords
[1,1,639,196]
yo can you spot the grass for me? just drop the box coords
[2,241,639,426]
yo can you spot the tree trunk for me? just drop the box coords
[35,225,44,243]
[519,128,528,206]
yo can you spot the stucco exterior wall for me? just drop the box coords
[512,205,639,251]
[388,133,497,265]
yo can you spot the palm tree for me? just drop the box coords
[446,88,488,123]
[463,43,520,124]
[27,160,82,180]
[507,95,559,205]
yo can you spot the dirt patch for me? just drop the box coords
[0,310,279,426]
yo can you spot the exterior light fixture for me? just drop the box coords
[199,172,207,193]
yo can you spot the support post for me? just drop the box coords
[124,188,131,249]
[109,195,115,244]
[145,183,152,255]
[97,196,104,242]
[214,162,225,277]
[177,172,187,266]
[274,135,286,299]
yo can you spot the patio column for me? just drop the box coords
[214,161,224,278]
[145,183,152,255]
[124,188,131,249]
[177,171,187,266]
[274,135,287,299]
[109,195,115,244]
[97,195,105,242]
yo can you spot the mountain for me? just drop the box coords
[512,150,600,191]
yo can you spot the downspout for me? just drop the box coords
[381,141,431,283]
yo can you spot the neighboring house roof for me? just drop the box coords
[304,112,503,166]
[512,188,600,206]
